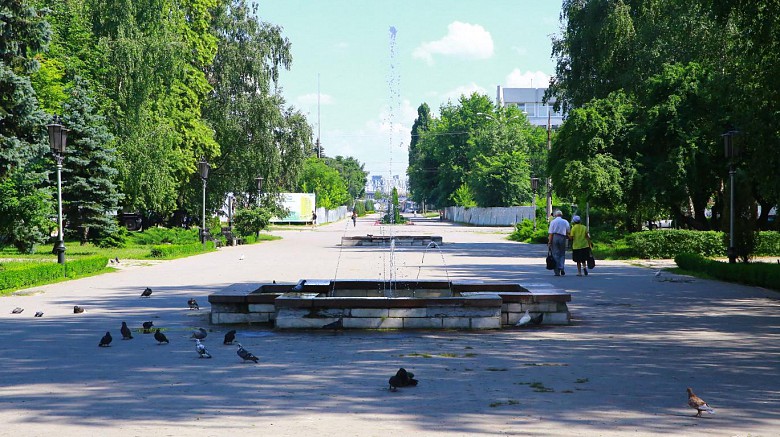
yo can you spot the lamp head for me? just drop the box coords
[198,157,210,180]
[47,115,69,156]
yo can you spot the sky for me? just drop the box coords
[256,1,563,179]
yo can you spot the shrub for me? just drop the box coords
[509,219,548,243]
[129,227,199,245]
[755,231,780,256]
[625,230,724,258]
[97,228,129,248]
[0,256,108,291]
[675,253,780,290]
[149,241,215,258]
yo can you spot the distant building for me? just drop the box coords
[496,86,563,129]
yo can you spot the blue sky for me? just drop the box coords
[256,1,562,179]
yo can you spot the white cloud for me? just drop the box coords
[413,21,494,65]
[505,70,551,88]
[441,83,487,103]
[296,93,334,107]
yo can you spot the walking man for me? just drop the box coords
[547,210,571,276]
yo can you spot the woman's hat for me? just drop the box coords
[572,215,581,223]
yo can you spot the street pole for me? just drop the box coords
[546,111,553,219]
[201,178,207,244]
[54,158,66,264]
[728,164,736,263]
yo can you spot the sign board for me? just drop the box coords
[271,193,316,223]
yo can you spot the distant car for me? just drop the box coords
[646,219,673,230]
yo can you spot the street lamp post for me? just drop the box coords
[255,176,264,206]
[47,116,69,264]
[723,130,740,263]
[198,157,210,243]
[530,176,540,231]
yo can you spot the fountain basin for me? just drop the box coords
[340,235,442,246]
[209,280,571,329]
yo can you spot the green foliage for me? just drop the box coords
[353,200,366,216]
[0,256,107,292]
[508,219,548,243]
[324,156,367,200]
[96,227,128,248]
[233,207,271,237]
[675,253,780,291]
[0,172,53,253]
[149,241,215,259]
[625,230,724,259]
[364,199,375,212]
[451,184,477,207]
[755,232,780,256]
[298,157,350,209]
[723,169,758,262]
[128,227,199,246]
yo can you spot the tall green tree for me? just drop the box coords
[61,77,121,243]
[297,157,350,209]
[324,156,367,200]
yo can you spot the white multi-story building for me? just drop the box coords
[496,86,564,129]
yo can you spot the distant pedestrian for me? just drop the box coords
[351,210,357,227]
[311,211,317,228]
[570,215,592,276]
[547,210,571,276]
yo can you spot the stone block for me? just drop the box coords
[402,317,443,329]
[276,316,339,329]
[524,302,558,313]
[389,308,427,318]
[442,318,471,329]
[246,313,270,323]
[344,317,403,329]
[426,306,500,318]
[505,303,524,313]
[350,308,390,318]
[215,313,248,324]
[248,304,275,313]
[470,317,501,329]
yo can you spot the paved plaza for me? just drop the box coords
[1,215,779,436]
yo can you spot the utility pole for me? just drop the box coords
[317,73,321,159]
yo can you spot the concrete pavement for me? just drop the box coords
[1,214,778,436]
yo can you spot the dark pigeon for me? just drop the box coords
[142,321,154,334]
[191,328,207,340]
[140,287,153,297]
[34,311,43,317]
[99,331,112,347]
[322,317,344,330]
[223,330,236,345]
[11,307,23,314]
[530,312,544,325]
[236,343,259,363]
[73,306,85,314]
[154,329,169,344]
[291,279,307,292]
[388,368,418,391]
[187,298,200,310]
[120,321,133,340]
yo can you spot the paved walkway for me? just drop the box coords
[1,215,778,436]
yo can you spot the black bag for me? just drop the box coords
[546,248,556,270]
[587,249,596,270]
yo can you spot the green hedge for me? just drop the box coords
[626,230,724,258]
[755,231,780,256]
[149,241,215,258]
[0,256,109,291]
[129,227,200,245]
[508,219,548,244]
[675,253,780,290]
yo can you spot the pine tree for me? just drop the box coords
[0,0,52,252]
[61,77,121,244]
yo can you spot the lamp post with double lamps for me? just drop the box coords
[47,116,69,264]
[722,130,740,264]
[198,157,210,243]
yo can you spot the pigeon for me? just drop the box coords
[687,387,715,417]
[34,311,44,317]
[654,270,662,280]
[142,321,154,334]
[187,298,200,310]
[11,307,23,314]
[236,343,259,363]
[388,368,418,391]
[291,279,307,292]
[191,327,207,340]
[114,257,120,264]
[73,306,85,314]
[140,287,153,297]
[154,329,169,344]
[515,310,532,327]
[99,331,112,347]
[530,312,544,325]
[120,321,133,340]
[195,339,212,358]
[239,254,245,261]
[223,330,236,345]
[322,317,344,330]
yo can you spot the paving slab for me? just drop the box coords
[1,214,779,436]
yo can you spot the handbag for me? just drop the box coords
[545,248,556,270]
[587,248,596,270]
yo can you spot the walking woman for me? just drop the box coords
[570,215,592,276]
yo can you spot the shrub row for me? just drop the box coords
[130,227,200,246]
[674,253,780,291]
[626,230,780,259]
[755,231,780,256]
[0,256,109,291]
[508,219,548,244]
[149,241,215,259]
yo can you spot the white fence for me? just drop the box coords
[443,206,535,226]
[316,206,348,224]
